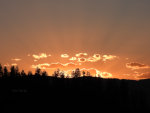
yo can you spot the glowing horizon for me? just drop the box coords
[0,1,150,80]
[0,52,150,80]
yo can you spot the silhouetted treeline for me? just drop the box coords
[0,64,150,113]
[0,64,92,78]
[0,64,48,77]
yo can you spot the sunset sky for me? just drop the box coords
[0,0,150,80]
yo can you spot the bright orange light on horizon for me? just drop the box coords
[2,52,150,80]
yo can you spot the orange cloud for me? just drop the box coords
[78,58,86,62]
[136,72,150,79]
[4,63,10,67]
[31,62,78,69]
[11,63,18,66]
[32,53,50,60]
[69,57,77,61]
[86,54,101,62]
[126,62,150,70]
[31,63,50,69]
[87,57,96,62]
[76,53,88,57]
[101,72,113,78]
[80,68,112,78]
[61,54,69,58]
[11,58,21,61]
[62,68,112,78]
[103,55,117,61]
[34,60,38,62]
[93,54,101,59]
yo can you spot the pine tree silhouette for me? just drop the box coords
[4,66,8,77]
[10,66,16,77]
[15,66,20,76]
[42,71,48,77]
[21,70,26,76]
[82,71,86,77]
[74,68,81,78]
[60,71,65,78]
[0,64,3,77]
[28,71,33,76]
[35,68,41,77]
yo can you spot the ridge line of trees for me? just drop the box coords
[0,64,99,78]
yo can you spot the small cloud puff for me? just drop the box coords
[76,53,88,57]
[32,53,49,60]
[78,58,86,62]
[61,54,69,58]
[69,57,77,61]
[102,55,117,61]
[87,54,101,62]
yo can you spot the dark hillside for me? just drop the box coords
[0,76,149,113]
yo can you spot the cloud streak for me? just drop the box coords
[102,55,117,61]
[32,53,51,60]
[11,58,21,61]
[31,62,79,69]
[11,63,18,66]
[136,72,150,79]
[126,62,150,70]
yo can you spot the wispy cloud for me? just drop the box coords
[134,72,150,79]
[32,53,51,60]
[102,55,117,61]
[126,62,150,70]
[11,58,21,61]
[31,62,78,69]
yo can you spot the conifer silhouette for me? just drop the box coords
[0,64,3,77]
[4,66,8,77]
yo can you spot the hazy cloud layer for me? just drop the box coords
[4,52,150,80]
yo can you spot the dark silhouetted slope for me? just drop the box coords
[0,76,149,113]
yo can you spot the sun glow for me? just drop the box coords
[3,52,149,80]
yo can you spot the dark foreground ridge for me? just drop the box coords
[0,65,150,113]
[1,76,150,113]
